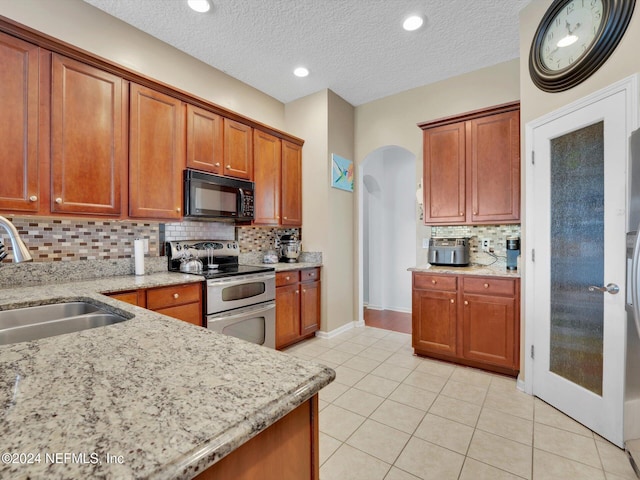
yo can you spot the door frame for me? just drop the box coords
[524,75,639,400]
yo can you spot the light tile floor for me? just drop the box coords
[284,326,638,480]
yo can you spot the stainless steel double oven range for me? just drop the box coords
[166,240,276,348]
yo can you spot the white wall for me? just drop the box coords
[363,147,415,313]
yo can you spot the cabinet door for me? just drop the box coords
[301,280,320,336]
[462,293,516,369]
[224,118,253,180]
[0,34,41,213]
[51,54,125,216]
[253,130,281,225]
[108,290,146,308]
[469,110,520,223]
[412,289,457,355]
[186,104,223,174]
[129,83,185,219]
[276,283,300,349]
[281,140,302,226]
[423,122,466,224]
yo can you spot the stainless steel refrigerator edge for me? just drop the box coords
[625,127,640,471]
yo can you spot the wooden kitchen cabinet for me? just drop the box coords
[51,54,126,216]
[412,272,520,376]
[253,132,303,227]
[224,118,253,180]
[106,282,203,327]
[196,395,319,480]
[276,267,321,349]
[419,102,520,225]
[0,33,43,213]
[186,104,224,174]
[281,140,303,226]
[253,130,282,225]
[129,83,185,220]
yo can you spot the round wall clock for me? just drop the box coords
[529,0,635,92]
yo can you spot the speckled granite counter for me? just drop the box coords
[409,262,520,278]
[252,262,322,272]
[0,273,334,479]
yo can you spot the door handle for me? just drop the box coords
[588,283,620,294]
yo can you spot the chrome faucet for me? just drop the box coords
[0,216,33,263]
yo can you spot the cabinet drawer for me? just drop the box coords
[276,270,300,287]
[413,273,457,291]
[147,283,201,310]
[300,268,320,283]
[155,302,203,326]
[108,290,146,308]
[463,277,516,296]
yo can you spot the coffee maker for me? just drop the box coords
[506,237,520,271]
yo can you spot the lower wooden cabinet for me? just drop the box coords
[106,282,203,327]
[276,267,321,349]
[412,272,520,376]
[195,395,319,480]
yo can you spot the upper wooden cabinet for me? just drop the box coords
[281,140,303,226]
[224,118,253,180]
[0,33,41,213]
[419,102,520,225]
[253,130,282,225]
[129,83,185,220]
[186,104,224,175]
[51,54,126,216]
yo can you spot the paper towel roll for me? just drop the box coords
[134,238,145,276]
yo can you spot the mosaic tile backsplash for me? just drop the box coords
[431,224,521,264]
[236,227,301,253]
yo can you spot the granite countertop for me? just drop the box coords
[254,262,323,272]
[0,273,334,479]
[409,262,520,278]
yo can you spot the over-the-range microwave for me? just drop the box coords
[183,169,254,222]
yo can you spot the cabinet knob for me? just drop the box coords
[432,280,437,284]
[29,195,37,202]
[284,216,288,220]
[173,293,179,299]
[303,289,307,293]
[450,299,454,304]
[484,283,489,289]
[464,300,469,305]
[176,207,181,213]
[55,197,63,204]
[295,290,299,294]
[459,212,463,216]
[226,165,231,169]
[215,162,221,167]
[285,276,290,281]
[309,273,315,277]
[473,211,478,215]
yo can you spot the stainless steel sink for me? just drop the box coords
[0,301,130,346]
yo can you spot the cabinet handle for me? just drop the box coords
[215,162,221,167]
[484,283,489,289]
[459,212,463,216]
[303,289,307,293]
[173,293,179,299]
[473,211,478,215]
[176,207,181,213]
[464,300,469,305]
[432,280,437,284]
[450,299,454,304]
[29,195,37,202]
[226,165,231,169]
[309,273,315,277]
[284,216,288,220]
[295,290,299,294]
[55,197,63,204]
[285,276,290,281]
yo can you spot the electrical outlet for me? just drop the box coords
[481,238,490,252]
[143,238,149,253]
[422,238,430,249]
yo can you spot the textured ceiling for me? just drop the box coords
[83,0,531,106]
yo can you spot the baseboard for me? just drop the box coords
[315,321,360,339]
[365,304,384,311]
[364,305,411,314]
[516,377,526,393]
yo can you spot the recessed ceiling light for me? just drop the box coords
[403,15,424,31]
[188,0,210,13]
[293,67,309,78]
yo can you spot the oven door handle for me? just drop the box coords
[208,274,275,288]
[208,301,275,322]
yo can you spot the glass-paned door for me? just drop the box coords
[531,87,629,447]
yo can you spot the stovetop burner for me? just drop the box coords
[165,240,274,279]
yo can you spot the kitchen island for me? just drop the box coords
[0,274,334,479]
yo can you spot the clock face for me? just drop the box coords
[540,0,605,71]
